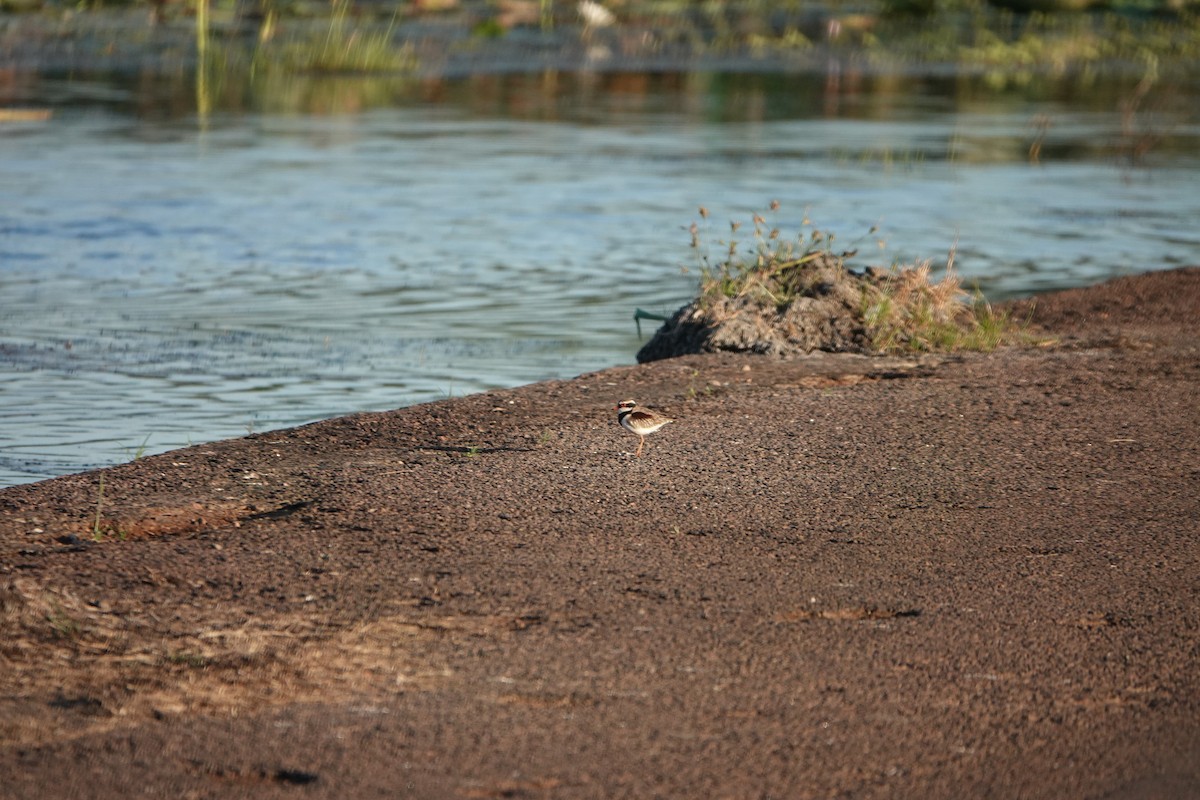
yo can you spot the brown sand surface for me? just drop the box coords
[2,268,1198,799]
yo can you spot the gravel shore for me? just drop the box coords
[2,267,1197,799]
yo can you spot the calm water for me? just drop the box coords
[2,68,1199,486]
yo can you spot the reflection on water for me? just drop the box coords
[1,68,1198,486]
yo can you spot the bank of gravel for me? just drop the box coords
[1,268,1197,799]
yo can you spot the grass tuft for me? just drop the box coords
[92,474,106,542]
[91,474,129,542]
[166,651,213,668]
[255,2,415,75]
[46,602,82,641]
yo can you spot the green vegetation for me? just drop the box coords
[3,0,1196,117]
[583,0,1200,74]
[251,1,415,74]
[689,203,1026,355]
[0,0,1190,140]
[165,650,213,668]
[187,0,416,114]
[860,258,1022,352]
[7,0,1198,75]
[871,6,1200,88]
[124,434,152,461]
[92,474,106,541]
[685,368,715,399]
[91,474,129,541]
[46,602,82,641]
[692,201,859,313]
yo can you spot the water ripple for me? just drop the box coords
[1,73,1198,485]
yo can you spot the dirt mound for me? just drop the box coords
[636,248,987,363]
[638,253,883,362]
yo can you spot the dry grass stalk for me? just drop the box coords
[665,203,1018,357]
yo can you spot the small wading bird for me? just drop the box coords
[615,400,674,457]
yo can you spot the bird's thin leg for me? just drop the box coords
[636,437,645,457]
